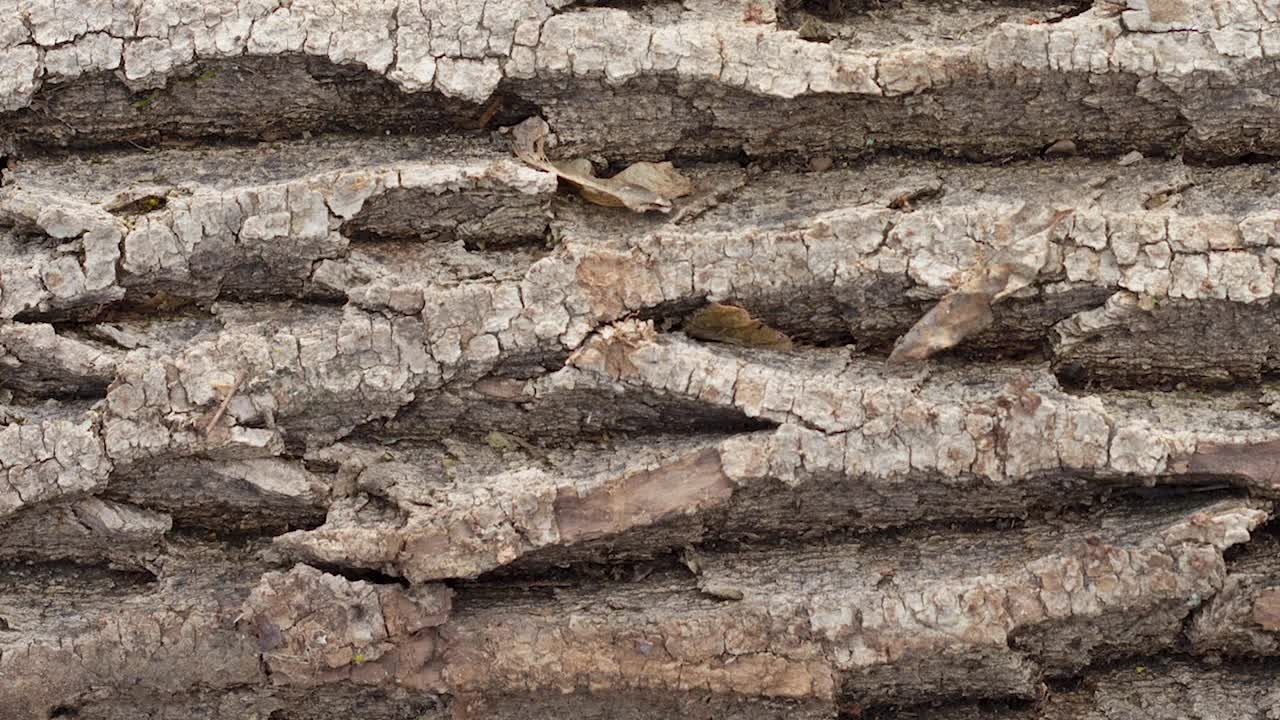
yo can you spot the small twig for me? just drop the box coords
[461,95,504,130]
[37,105,80,135]
[125,138,157,154]
[203,369,248,436]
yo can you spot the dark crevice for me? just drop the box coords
[673,283,1110,357]
[562,0,684,8]
[4,56,544,154]
[1223,516,1280,566]
[1246,513,1280,542]
[0,327,122,399]
[704,513,1027,555]
[0,559,158,592]
[638,296,715,331]
[64,683,448,720]
[4,55,1265,166]
[779,0,1094,45]
[18,295,217,324]
[163,514,326,538]
[13,290,356,325]
[1045,0,1092,21]
[484,349,574,381]
[340,203,549,252]
[484,481,1030,582]
[343,228,551,254]
[1221,537,1252,565]
[368,392,778,448]
[293,293,351,308]
[556,0,688,25]
[855,650,1280,718]
[468,549,691,589]
[855,694,1033,719]
[1197,152,1280,167]
[661,144,753,171]
[304,561,410,588]
[447,565,696,616]
[166,524,309,548]
[698,142,1274,175]
[1175,591,1208,654]
[5,78,1271,200]
[0,380,111,404]
[855,655,1280,717]
[1056,357,1280,394]
[1059,651,1280,679]
[110,472,329,537]
[1096,483,1248,509]
[1044,295,1280,392]
[780,0,1089,21]
[480,488,1241,592]
[457,493,1237,615]
[495,485,1249,597]
[352,306,779,443]
[6,132,272,164]
[1055,362,1280,393]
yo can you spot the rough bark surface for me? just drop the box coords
[1,0,1279,718]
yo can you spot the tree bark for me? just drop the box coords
[2,0,1279,718]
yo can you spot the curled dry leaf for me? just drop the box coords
[887,292,995,364]
[888,208,1074,364]
[684,303,793,351]
[610,161,695,199]
[509,116,693,213]
[885,176,943,212]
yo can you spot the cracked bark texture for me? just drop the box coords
[2,0,1280,718]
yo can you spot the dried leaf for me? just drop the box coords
[699,582,745,601]
[611,161,695,200]
[887,292,995,364]
[484,431,513,450]
[554,157,595,177]
[885,176,943,211]
[888,208,1074,363]
[546,158,665,211]
[509,116,552,160]
[1143,182,1194,211]
[684,303,793,351]
[509,116,692,213]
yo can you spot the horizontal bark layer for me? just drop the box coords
[0,1,1277,158]
[2,497,1274,718]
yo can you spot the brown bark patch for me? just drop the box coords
[1146,0,1190,24]
[555,447,734,543]
[1181,440,1280,489]
[1252,587,1280,631]
[576,252,637,319]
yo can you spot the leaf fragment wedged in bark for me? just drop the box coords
[509,116,693,213]
[684,303,794,351]
[888,208,1074,364]
[609,160,695,199]
[1253,588,1280,631]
